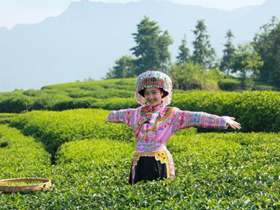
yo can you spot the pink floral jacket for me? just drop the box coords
[106,103,229,153]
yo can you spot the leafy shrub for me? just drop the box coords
[170,63,220,91]
[56,138,134,165]
[222,91,280,132]
[218,78,241,91]
[91,98,138,110]
[23,89,43,97]
[253,83,279,91]
[0,95,34,113]
[31,95,71,110]
[1,131,279,209]
[0,125,50,179]
[10,109,134,154]
[53,97,97,111]
[1,79,280,132]
[172,91,280,132]
[0,113,18,124]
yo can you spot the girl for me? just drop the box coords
[106,70,241,185]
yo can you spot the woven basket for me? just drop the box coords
[0,177,51,193]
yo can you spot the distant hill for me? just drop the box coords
[0,0,279,92]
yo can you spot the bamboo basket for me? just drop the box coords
[0,177,51,193]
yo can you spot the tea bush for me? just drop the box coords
[0,113,17,124]
[90,98,138,110]
[218,78,241,91]
[0,95,34,113]
[31,94,71,110]
[1,131,279,209]
[0,125,50,179]
[2,80,280,133]
[1,79,280,133]
[53,97,98,110]
[172,90,280,132]
[9,109,134,154]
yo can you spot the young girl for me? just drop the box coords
[106,70,241,185]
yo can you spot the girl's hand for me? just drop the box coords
[225,117,241,130]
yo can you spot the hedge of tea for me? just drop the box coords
[1,78,280,132]
[8,89,280,133]
[9,109,134,154]
[0,113,17,124]
[0,79,135,113]
[171,90,280,132]
[0,125,50,179]
[1,132,279,209]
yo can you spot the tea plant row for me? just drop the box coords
[0,122,279,208]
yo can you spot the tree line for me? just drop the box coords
[105,16,280,91]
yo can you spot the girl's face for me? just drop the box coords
[144,87,164,106]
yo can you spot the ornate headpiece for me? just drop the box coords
[135,70,172,106]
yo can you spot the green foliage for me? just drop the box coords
[170,63,220,90]
[254,16,280,87]
[0,125,50,179]
[1,128,279,209]
[23,89,44,97]
[0,95,34,113]
[53,97,97,110]
[0,78,136,113]
[218,78,241,91]
[131,16,173,73]
[9,109,134,154]
[232,43,263,90]
[253,83,279,91]
[223,91,280,132]
[67,88,133,99]
[91,98,138,110]
[0,113,18,124]
[176,35,191,65]
[220,30,236,75]
[1,78,280,132]
[56,138,134,165]
[105,55,136,79]
[192,20,216,69]
[171,90,280,132]
[31,94,71,110]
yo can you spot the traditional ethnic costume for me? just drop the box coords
[106,71,229,185]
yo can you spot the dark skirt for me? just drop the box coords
[129,156,167,185]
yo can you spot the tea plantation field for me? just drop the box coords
[0,109,279,209]
[1,78,280,132]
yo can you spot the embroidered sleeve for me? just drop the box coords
[173,108,228,132]
[106,109,135,127]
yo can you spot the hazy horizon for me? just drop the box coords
[0,0,265,29]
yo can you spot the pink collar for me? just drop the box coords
[143,102,165,112]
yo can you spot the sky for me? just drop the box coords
[0,0,266,29]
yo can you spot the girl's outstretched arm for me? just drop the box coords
[106,108,136,127]
[172,108,241,132]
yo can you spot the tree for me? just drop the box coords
[254,16,280,87]
[176,35,191,65]
[232,43,263,90]
[105,55,135,79]
[170,62,220,90]
[130,16,173,74]
[220,30,236,75]
[192,19,216,69]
